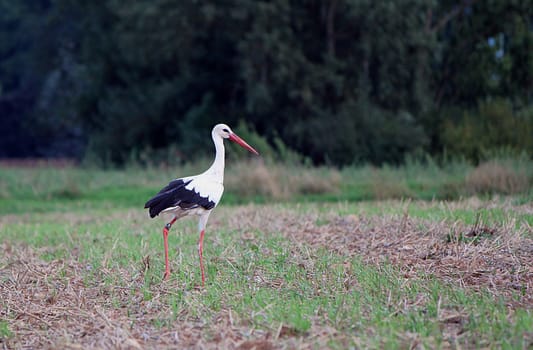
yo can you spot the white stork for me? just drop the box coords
[144,124,259,285]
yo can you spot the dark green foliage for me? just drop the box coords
[441,99,533,161]
[0,0,531,165]
[433,0,532,108]
[0,0,87,157]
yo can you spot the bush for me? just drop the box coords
[465,160,530,195]
[441,99,533,162]
[229,120,310,164]
[367,166,412,200]
[225,159,341,200]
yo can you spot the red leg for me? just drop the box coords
[162,217,177,280]
[198,229,205,286]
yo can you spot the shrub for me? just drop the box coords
[440,99,533,162]
[229,120,310,164]
[368,167,412,200]
[226,160,283,198]
[225,160,340,200]
[465,161,530,195]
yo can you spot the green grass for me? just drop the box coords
[0,320,12,339]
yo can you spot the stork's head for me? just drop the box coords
[213,124,259,155]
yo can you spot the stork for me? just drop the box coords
[144,124,259,285]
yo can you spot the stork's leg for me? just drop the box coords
[162,216,177,280]
[197,212,211,287]
[198,229,206,286]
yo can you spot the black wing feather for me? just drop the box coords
[144,179,215,218]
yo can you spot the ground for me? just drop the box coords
[1,199,532,349]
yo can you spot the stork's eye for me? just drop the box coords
[222,128,229,133]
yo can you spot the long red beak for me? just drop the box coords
[228,133,259,155]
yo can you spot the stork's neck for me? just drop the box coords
[204,132,225,183]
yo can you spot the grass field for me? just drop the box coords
[1,161,532,349]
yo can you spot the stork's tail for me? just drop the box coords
[144,179,191,218]
[144,193,170,218]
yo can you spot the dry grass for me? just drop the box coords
[465,161,530,195]
[368,168,412,200]
[0,247,353,349]
[225,160,341,199]
[1,201,532,349]
[226,203,533,308]
[0,244,283,349]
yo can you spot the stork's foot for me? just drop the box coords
[163,271,170,280]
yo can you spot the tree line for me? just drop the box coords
[1,0,531,165]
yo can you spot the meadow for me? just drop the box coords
[0,157,532,349]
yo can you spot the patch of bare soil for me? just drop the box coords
[227,204,533,308]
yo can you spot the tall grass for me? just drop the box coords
[340,154,531,201]
[224,159,341,199]
[465,154,532,195]
[0,155,531,215]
